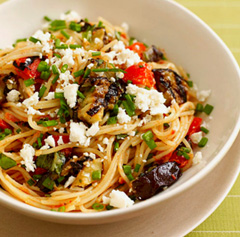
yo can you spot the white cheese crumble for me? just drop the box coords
[103,137,109,145]
[59,127,65,134]
[20,144,36,172]
[40,144,50,150]
[86,122,99,137]
[197,90,211,102]
[32,30,52,53]
[193,151,203,165]
[60,11,81,22]
[121,22,129,32]
[6,90,20,102]
[117,107,131,124]
[94,37,101,44]
[97,144,104,152]
[102,195,110,205]
[64,176,76,188]
[44,135,56,147]
[69,121,90,146]
[55,48,75,68]
[109,190,134,209]
[59,70,74,87]
[64,84,79,108]
[22,92,43,115]
[190,132,203,144]
[126,84,169,115]
[57,136,64,146]
[44,92,55,100]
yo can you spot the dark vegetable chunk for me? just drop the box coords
[143,45,163,62]
[131,162,181,200]
[152,68,188,106]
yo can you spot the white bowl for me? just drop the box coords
[0,0,239,225]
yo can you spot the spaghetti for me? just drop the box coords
[0,11,212,212]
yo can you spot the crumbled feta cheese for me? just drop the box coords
[128,131,135,136]
[20,144,36,172]
[64,176,76,188]
[69,122,90,146]
[109,190,134,208]
[59,127,65,134]
[102,195,110,205]
[193,151,203,165]
[22,92,43,115]
[83,152,89,157]
[116,72,124,78]
[197,90,211,102]
[32,30,52,53]
[121,22,129,32]
[27,107,44,116]
[6,90,20,102]
[55,48,74,67]
[110,77,116,82]
[86,122,100,137]
[87,63,94,69]
[64,84,79,108]
[94,37,101,44]
[89,153,96,159]
[138,114,152,126]
[190,132,203,144]
[126,84,169,115]
[103,137,109,145]
[57,136,64,146]
[97,144,104,152]
[59,70,74,87]
[44,135,55,147]
[117,108,131,124]
[44,92,55,100]
[40,144,50,150]
[60,11,81,22]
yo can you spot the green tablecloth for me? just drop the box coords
[0,0,239,235]
[176,0,240,236]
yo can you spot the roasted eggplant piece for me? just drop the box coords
[143,45,164,62]
[78,77,124,124]
[131,162,181,200]
[152,68,188,106]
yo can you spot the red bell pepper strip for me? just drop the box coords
[187,117,202,136]
[127,42,146,58]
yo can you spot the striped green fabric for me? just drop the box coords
[0,0,239,235]
[175,1,240,236]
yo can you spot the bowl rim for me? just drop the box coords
[0,0,240,222]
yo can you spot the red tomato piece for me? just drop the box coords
[0,119,11,129]
[187,117,203,136]
[31,167,47,176]
[127,42,146,58]
[169,151,189,168]
[5,112,19,122]
[52,135,70,144]
[15,57,41,80]
[123,62,156,88]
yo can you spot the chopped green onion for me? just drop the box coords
[0,153,16,170]
[198,137,208,148]
[111,104,119,116]
[92,203,104,211]
[61,64,68,73]
[200,126,209,134]
[52,74,59,84]
[37,61,50,72]
[127,174,134,181]
[97,21,103,28]
[24,78,34,87]
[60,30,70,39]
[4,129,12,135]
[145,86,150,90]
[122,100,135,117]
[129,37,136,46]
[15,38,27,44]
[0,134,6,141]
[52,65,59,74]
[49,20,66,31]
[115,31,121,40]
[97,59,104,66]
[84,68,91,78]
[106,205,113,210]
[44,16,51,22]
[69,44,82,49]
[195,103,204,112]
[57,176,65,183]
[60,117,66,124]
[69,22,81,32]
[40,70,51,80]
[33,174,42,180]
[123,165,132,175]
[92,51,101,57]
[32,143,38,148]
[142,131,157,150]
[16,128,21,134]
[42,120,58,127]
[77,91,85,99]
[37,137,42,148]
[187,73,190,78]
[65,10,71,14]
[73,69,84,77]
[134,164,141,173]
[116,134,128,140]
[92,170,102,180]
[55,38,61,47]
[127,80,132,84]
[27,179,35,186]
[29,36,40,43]
[124,94,136,111]
[162,55,167,60]
[39,85,47,98]
[92,68,126,73]
[107,116,117,125]
[58,206,66,212]
[53,53,61,58]
[89,86,96,92]
[42,177,55,190]
[203,104,214,115]
[164,123,170,129]
[55,44,68,49]
[187,80,193,87]
[114,142,119,152]
[82,30,92,41]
